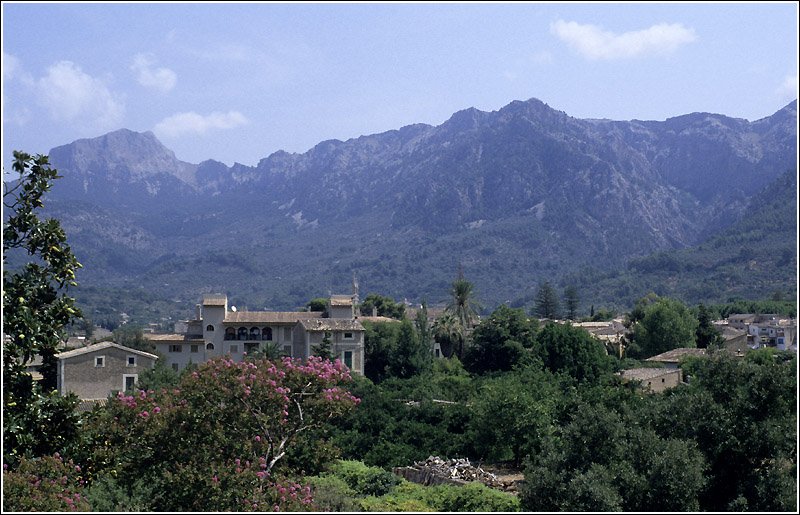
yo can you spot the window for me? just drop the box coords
[343,351,353,369]
[206,324,215,332]
[230,344,239,353]
[225,328,236,340]
[343,332,354,340]
[95,356,105,367]
[191,344,199,353]
[249,327,261,340]
[172,363,179,372]
[262,327,273,341]
[282,345,293,357]
[206,343,215,351]
[169,344,182,353]
[123,374,137,392]
[283,327,292,340]
[127,355,136,367]
[245,342,259,354]
[434,348,441,358]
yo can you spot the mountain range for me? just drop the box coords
[8,97,797,324]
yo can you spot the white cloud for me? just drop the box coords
[550,20,697,60]
[36,61,124,129]
[2,52,20,83]
[131,53,177,93]
[777,75,798,100]
[153,111,248,138]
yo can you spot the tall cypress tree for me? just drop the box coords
[534,281,560,320]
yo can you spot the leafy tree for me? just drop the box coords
[111,324,153,352]
[313,331,334,360]
[3,152,83,465]
[468,368,556,467]
[534,323,612,383]
[463,305,538,374]
[695,304,724,349]
[533,281,560,319]
[81,356,360,511]
[648,352,797,511]
[521,402,707,512]
[563,285,579,320]
[2,453,90,511]
[306,297,328,313]
[360,293,406,319]
[136,358,181,391]
[389,320,430,379]
[628,296,698,358]
[363,321,400,382]
[414,300,433,354]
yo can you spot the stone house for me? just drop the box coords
[56,341,158,400]
[619,367,683,393]
[146,293,365,375]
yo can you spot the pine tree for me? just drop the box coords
[564,285,579,320]
[312,331,334,360]
[534,281,560,320]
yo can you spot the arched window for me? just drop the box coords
[262,327,273,341]
[249,327,261,340]
[237,327,248,340]
[206,343,215,350]
[225,327,236,340]
[206,324,215,332]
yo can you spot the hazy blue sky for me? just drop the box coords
[2,2,798,171]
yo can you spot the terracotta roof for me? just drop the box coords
[358,316,401,324]
[620,368,680,381]
[202,294,227,306]
[329,295,354,306]
[224,311,323,324]
[57,341,158,361]
[145,333,189,341]
[646,348,706,363]
[299,319,365,332]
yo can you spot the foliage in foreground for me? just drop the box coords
[2,453,90,512]
[307,459,520,512]
[74,356,360,511]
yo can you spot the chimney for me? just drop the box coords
[196,304,202,320]
[372,306,378,317]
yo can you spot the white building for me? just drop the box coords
[146,294,365,374]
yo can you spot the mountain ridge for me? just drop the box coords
[8,97,796,319]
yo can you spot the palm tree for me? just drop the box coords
[443,269,480,359]
[433,312,462,359]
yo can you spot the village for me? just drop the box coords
[25,289,797,406]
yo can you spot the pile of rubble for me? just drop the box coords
[394,456,518,493]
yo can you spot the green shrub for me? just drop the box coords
[421,482,521,512]
[2,454,90,512]
[305,474,361,512]
[327,460,402,497]
[85,473,152,512]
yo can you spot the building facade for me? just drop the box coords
[56,342,158,400]
[146,294,366,375]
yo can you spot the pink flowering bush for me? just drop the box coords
[2,454,90,512]
[82,356,359,511]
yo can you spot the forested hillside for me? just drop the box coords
[4,98,793,324]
